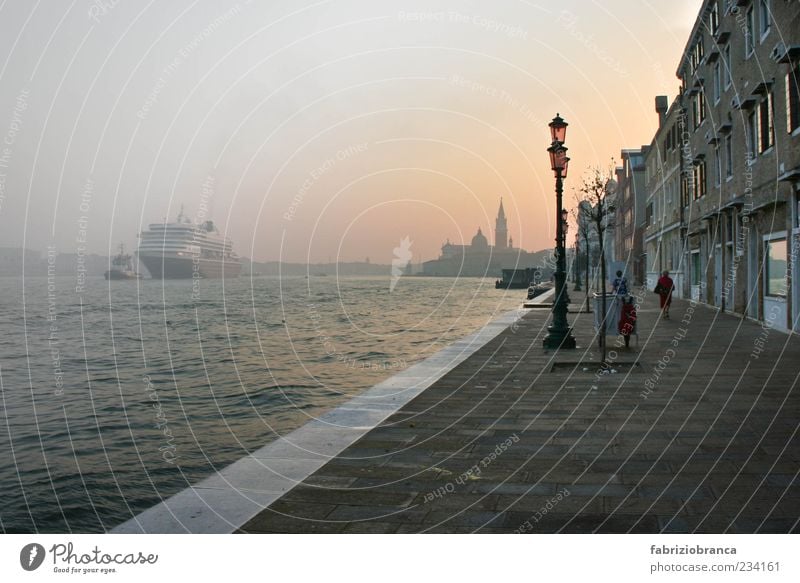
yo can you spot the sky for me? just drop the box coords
[0,0,703,264]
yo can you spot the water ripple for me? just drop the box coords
[0,275,522,532]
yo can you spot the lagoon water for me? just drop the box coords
[0,274,524,532]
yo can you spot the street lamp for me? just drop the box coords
[543,114,577,350]
[560,209,571,302]
[573,231,582,291]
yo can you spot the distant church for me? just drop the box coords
[422,199,542,277]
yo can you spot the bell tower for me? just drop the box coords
[495,197,508,249]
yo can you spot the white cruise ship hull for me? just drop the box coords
[138,253,241,279]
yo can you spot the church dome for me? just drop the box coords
[471,228,488,249]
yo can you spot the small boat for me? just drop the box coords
[495,267,540,289]
[104,244,142,280]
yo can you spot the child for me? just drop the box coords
[618,296,637,347]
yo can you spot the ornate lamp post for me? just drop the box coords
[543,114,577,349]
[560,208,571,304]
[573,232,582,291]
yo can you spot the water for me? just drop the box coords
[0,274,524,532]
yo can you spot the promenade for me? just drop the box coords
[237,289,800,533]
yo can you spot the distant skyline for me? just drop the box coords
[0,0,702,264]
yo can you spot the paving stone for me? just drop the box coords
[235,293,800,533]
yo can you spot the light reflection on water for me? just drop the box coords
[0,274,523,532]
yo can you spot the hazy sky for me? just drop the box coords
[0,0,702,264]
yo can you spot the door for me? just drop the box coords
[714,245,722,308]
[794,232,800,332]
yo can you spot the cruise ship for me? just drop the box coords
[137,209,242,279]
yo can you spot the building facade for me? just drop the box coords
[641,0,800,331]
[614,148,649,285]
[679,0,799,331]
[644,96,687,297]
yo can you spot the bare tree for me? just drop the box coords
[571,200,593,312]
[576,164,617,363]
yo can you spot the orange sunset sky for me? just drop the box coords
[0,0,703,263]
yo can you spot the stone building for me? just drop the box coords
[644,95,687,297]
[640,0,800,331]
[681,0,799,330]
[614,148,649,285]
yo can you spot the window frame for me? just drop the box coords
[758,0,771,43]
[691,250,702,287]
[724,133,733,179]
[693,161,707,200]
[710,1,719,36]
[764,235,787,298]
[759,92,775,153]
[787,64,800,135]
[747,109,758,160]
[723,44,732,90]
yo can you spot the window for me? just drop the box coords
[765,238,787,296]
[710,2,719,36]
[759,0,771,41]
[747,110,758,160]
[796,193,800,230]
[693,162,707,199]
[681,175,691,207]
[690,41,704,72]
[759,92,774,152]
[714,145,721,187]
[693,91,706,129]
[699,91,706,124]
[745,6,754,57]
[692,251,702,286]
[725,133,733,178]
[713,61,722,104]
[725,212,735,245]
[723,44,732,89]
[787,63,800,133]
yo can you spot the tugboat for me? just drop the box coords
[104,244,142,280]
[495,267,541,289]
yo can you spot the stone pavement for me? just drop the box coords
[238,289,800,533]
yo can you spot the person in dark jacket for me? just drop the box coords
[655,270,675,319]
[612,270,628,296]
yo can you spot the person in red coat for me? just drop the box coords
[655,270,675,319]
[618,296,637,347]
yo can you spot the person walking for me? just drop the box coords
[612,270,628,296]
[655,270,675,319]
[618,296,637,347]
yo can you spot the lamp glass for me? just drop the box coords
[549,145,568,172]
[549,114,568,143]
